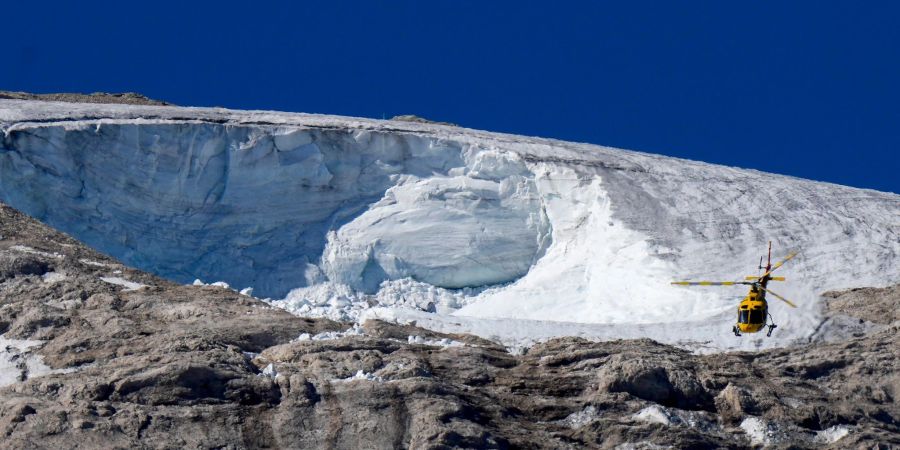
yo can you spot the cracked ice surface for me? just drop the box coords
[1,99,899,352]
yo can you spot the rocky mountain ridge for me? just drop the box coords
[0,91,171,106]
[0,202,897,448]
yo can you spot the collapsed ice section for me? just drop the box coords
[323,155,549,292]
[0,119,550,298]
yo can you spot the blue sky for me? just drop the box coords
[5,1,899,193]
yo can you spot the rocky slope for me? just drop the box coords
[0,91,171,106]
[0,202,897,449]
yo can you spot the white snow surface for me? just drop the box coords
[1,99,899,352]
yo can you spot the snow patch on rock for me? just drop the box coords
[42,271,67,283]
[260,363,278,378]
[296,324,366,342]
[632,404,718,432]
[79,259,111,267]
[740,417,778,446]
[406,335,465,348]
[10,245,63,259]
[814,425,851,444]
[100,277,146,291]
[632,405,673,426]
[559,405,601,428]
[0,335,74,387]
[334,369,383,383]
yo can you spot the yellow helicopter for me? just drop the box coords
[671,242,798,337]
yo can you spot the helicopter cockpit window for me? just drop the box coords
[749,308,764,324]
[738,310,750,324]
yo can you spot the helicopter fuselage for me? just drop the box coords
[736,285,768,333]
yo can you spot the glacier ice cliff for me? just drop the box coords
[0,115,550,298]
[1,99,898,351]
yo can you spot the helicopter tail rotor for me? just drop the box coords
[759,251,798,279]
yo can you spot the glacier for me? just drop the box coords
[1,99,898,352]
[0,110,549,298]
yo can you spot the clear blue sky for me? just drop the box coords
[5,1,899,193]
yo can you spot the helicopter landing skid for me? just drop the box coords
[766,313,778,337]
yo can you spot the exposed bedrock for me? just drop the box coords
[0,123,550,297]
[0,149,897,448]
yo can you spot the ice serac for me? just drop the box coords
[1,99,899,351]
[323,150,549,293]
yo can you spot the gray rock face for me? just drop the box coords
[0,91,171,106]
[823,284,900,325]
[0,253,50,282]
[595,350,711,410]
[0,202,898,448]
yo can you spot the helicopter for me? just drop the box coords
[671,242,798,337]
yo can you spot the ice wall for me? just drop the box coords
[0,121,550,297]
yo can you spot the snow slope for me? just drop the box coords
[1,99,898,351]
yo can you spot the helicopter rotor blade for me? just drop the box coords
[757,285,797,308]
[745,276,786,281]
[671,281,751,286]
[760,251,798,279]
